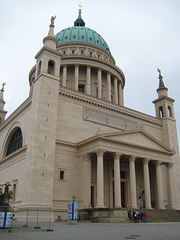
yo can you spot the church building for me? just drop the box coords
[0,10,180,221]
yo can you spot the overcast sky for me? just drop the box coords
[0,0,180,146]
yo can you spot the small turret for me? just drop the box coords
[153,68,175,119]
[0,83,7,124]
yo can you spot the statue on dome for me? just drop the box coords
[157,67,162,78]
[1,82,6,91]
[50,16,56,25]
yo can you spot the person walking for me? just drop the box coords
[143,211,147,223]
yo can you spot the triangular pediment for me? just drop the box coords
[101,130,174,154]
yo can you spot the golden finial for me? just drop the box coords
[78,4,82,13]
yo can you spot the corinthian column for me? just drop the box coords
[107,73,111,101]
[62,65,67,87]
[118,82,124,106]
[143,158,152,209]
[129,156,137,208]
[86,66,91,95]
[82,154,91,209]
[155,161,165,209]
[98,69,102,98]
[167,163,176,209]
[95,148,105,208]
[114,77,118,104]
[74,65,79,91]
[114,153,122,208]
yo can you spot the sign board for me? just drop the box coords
[73,201,78,220]
[0,211,13,228]
[0,212,5,228]
[5,212,13,228]
[68,201,78,220]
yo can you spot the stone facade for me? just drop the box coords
[0,11,179,221]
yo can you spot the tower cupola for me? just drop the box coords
[157,68,168,98]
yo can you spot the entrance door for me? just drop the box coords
[91,186,94,208]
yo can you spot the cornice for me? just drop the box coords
[153,96,175,104]
[59,86,162,126]
[57,41,114,62]
[35,46,62,59]
[56,139,76,147]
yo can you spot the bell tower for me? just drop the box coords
[153,68,180,209]
[23,16,61,212]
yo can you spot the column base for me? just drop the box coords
[83,205,92,209]
[145,206,152,209]
[131,205,138,209]
[96,204,105,208]
[158,206,166,210]
[169,205,176,210]
[115,204,122,208]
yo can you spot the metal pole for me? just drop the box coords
[46,207,53,231]
[34,208,40,229]
[37,208,38,228]
[23,208,29,227]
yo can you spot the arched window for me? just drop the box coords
[47,60,55,75]
[37,61,42,76]
[6,128,23,156]
[159,106,164,118]
[168,106,172,117]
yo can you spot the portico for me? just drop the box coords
[80,130,176,210]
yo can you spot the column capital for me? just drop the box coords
[82,153,91,161]
[144,158,150,164]
[155,160,163,166]
[129,155,137,163]
[95,148,106,156]
[113,152,122,159]
[168,162,174,168]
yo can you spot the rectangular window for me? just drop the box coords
[60,170,64,180]
[78,85,85,93]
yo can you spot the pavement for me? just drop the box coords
[0,221,180,240]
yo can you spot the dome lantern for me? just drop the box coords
[74,9,85,27]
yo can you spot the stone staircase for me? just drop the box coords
[143,209,180,222]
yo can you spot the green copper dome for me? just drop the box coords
[55,10,111,54]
